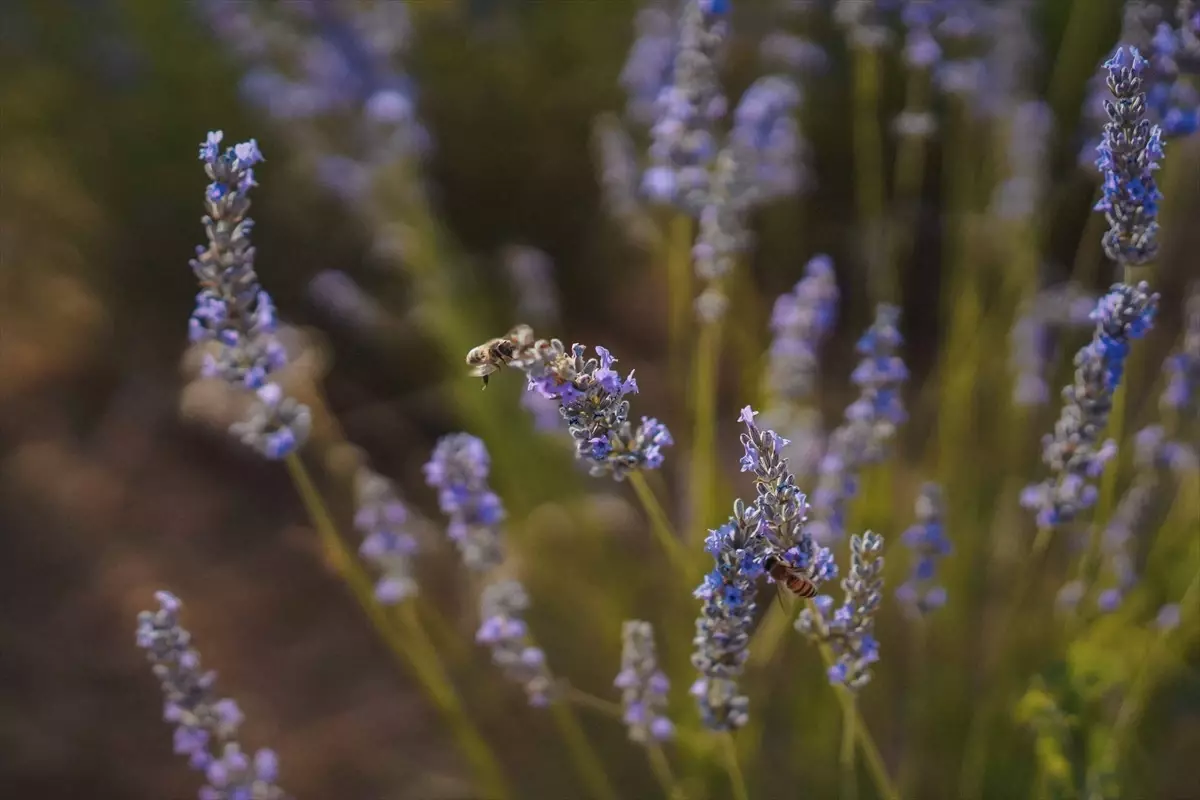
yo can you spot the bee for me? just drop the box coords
[466,324,534,388]
[763,553,818,600]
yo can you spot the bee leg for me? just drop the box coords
[776,586,786,613]
[481,374,489,390]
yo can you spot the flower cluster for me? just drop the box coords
[692,147,753,323]
[425,435,553,706]
[354,468,419,604]
[614,620,674,743]
[766,254,839,405]
[691,407,835,730]
[810,304,909,544]
[730,74,808,203]
[896,483,951,617]
[642,0,730,212]
[1022,282,1159,529]
[477,331,673,480]
[190,132,311,460]
[796,530,886,690]
[201,0,427,211]
[620,4,676,126]
[691,505,765,731]
[476,581,554,707]
[136,592,286,800]
[1095,47,1166,269]
[1162,286,1200,422]
[424,433,506,573]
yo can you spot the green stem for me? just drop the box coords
[889,69,932,282]
[629,471,692,580]
[282,454,511,800]
[689,318,724,542]
[806,601,901,800]
[852,44,891,305]
[841,697,859,800]
[899,621,927,799]
[720,733,751,800]
[549,699,619,800]
[647,743,684,800]
[958,525,1054,800]
[666,213,695,401]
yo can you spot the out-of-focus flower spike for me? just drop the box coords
[615,620,674,743]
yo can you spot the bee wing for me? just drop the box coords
[468,365,492,377]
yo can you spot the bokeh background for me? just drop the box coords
[2,0,1198,798]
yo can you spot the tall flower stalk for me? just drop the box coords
[136,591,288,800]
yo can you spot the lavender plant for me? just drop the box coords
[614,620,674,743]
[354,468,420,603]
[810,304,909,544]
[136,591,287,799]
[896,483,951,617]
[797,531,886,690]
[190,132,311,460]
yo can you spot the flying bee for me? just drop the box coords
[466,324,534,388]
[763,553,818,605]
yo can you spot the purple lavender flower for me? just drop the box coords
[896,483,950,617]
[136,592,287,799]
[810,305,909,544]
[424,434,506,573]
[691,507,766,731]
[796,530,886,691]
[642,0,730,211]
[1156,602,1182,631]
[190,132,311,460]
[1094,47,1166,268]
[353,468,419,604]
[759,32,829,74]
[476,581,554,707]
[614,620,674,743]
[472,331,673,480]
[1022,283,1159,530]
[691,406,835,730]
[766,255,839,404]
[730,75,808,202]
[620,4,676,126]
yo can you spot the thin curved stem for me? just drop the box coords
[841,697,859,800]
[282,454,512,800]
[689,317,724,544]
[647,743,684,800]
[629,471,692,580]
[548,699,619,800]
[720,733,751,800]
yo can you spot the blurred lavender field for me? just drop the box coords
[2,1,1199,799]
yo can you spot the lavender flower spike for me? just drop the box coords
[476,581,554,707]
[691,406,835,730]
[642,0,730,212]
[424,433,506,573]
[615,620,674,743]
[136,591,287,799]
[472,329,673,480]
[1095,46,1165,269]
[796,530,886,691]
[191,131,311,459]
[897,483,951,617]
[353,468,419,604]
[766,254,839,405]
[1162,286,1200,422]
[1022,282,1159,529]
[810,304,909,544]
